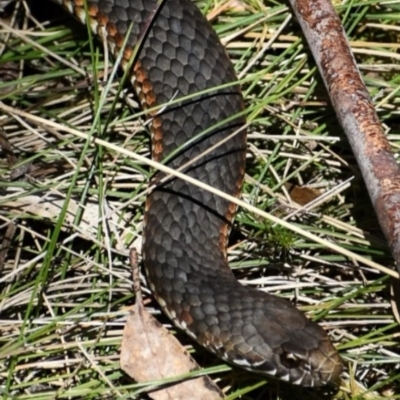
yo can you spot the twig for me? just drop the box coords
[289,0,400,271]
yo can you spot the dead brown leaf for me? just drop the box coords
[285,182,322,206]
[120,250,224,400]
[120,302,224,400]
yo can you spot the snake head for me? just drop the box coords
[219,293,343,387]
[240,313,343,387]
[231,332,342,387]
[275,335,342,387]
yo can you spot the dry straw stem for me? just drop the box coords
[0,101,397,280]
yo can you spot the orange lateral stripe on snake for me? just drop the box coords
[54,0,342,386]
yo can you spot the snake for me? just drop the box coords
[52,0,342,387]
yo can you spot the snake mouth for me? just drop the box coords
[251,352,342,387]
[233,337,342,387]
[226,341,341,387]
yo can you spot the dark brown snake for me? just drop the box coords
[54,0,342,387]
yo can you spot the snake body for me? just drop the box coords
[54,0,342,386]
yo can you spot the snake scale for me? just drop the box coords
[53,0,342,386]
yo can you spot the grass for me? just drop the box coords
[0,0,400,399]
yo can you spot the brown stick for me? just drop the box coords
[289,0,400,271]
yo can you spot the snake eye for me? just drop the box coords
[280,352,302,369]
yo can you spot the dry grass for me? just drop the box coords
[1,0,400,399]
